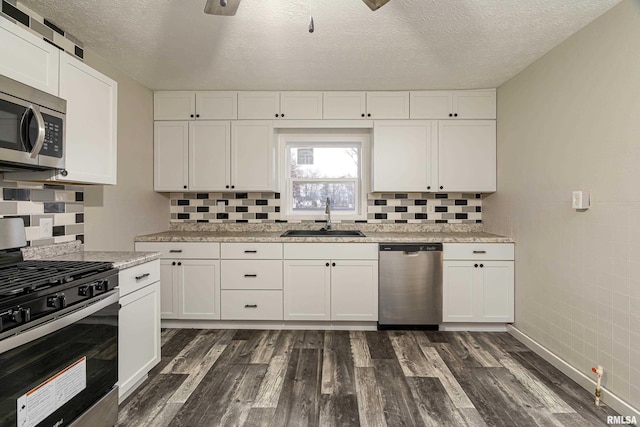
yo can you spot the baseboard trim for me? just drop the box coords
[440,323,508,332]
[507,325,640,419]
[161,319,378,331]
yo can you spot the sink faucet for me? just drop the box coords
[325,197,332,230]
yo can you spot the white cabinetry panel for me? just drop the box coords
[188,121,230,191]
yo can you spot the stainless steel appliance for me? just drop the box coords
[0,74,65,172]
[378,243,443,328]
[0,219,118,427]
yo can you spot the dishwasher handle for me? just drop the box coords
[379,243,442,252]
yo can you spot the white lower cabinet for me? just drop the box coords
[442,243,514,323]
[283,243,379,322]
[221,290,283,320]
[118,260,161,402]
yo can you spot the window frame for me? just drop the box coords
[279,132,370,221]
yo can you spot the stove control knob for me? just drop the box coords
[11,307,30,324]
[58,294,67,309]
[79,285,95,297]
[21,308,31,323]
[47,296,59,308]
[94,281,108,292]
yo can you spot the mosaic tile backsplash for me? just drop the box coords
[1,0,84,60]
[170,192,482,224]
[0,179,84,246]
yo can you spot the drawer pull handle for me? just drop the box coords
[135,273,150,280]
[245,304,258,308]
[244,274,257,278]
[169,250,183,253]
[472,250,487,254]
[244,250,258,253]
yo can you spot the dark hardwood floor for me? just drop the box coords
[118,329,619,426]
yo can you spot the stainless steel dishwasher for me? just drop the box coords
[378,243,443,329]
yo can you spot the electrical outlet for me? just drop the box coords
[40,218,53,238]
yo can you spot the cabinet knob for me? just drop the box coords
[172,262,176,266]
[281,113,285,118]
[454,113,458,117]
[231,185,235,189]
[480,264,484,268]
[449,113,453,117]
[427,186,431,190]
[367,113,371,117]
[275,114,279,118]
[177,262,182,266]
[190,114,194,118]
[361,113,365,118]
[183,185,187,189]
[226,185,230,189]
[332,262,336,267]
[196,114,200,118]
[474,264,478,268]
[439,186,444,190]
[325,262,330,267]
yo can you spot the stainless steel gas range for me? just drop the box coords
[0,219,119,427]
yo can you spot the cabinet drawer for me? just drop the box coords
[135,242,220,259]
[221,260,283,290]
[284,243,378,260]
[443,243,514,260]
[221,243,283,259]
[118,260,160,297]
[221,290,283,320]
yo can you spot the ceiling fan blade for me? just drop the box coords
[204,0,241,16]
[362,0,392,11]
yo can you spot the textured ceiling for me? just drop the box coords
[19,0,622,91]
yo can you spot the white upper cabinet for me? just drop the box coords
[154,121,188,191]
[372,121,436,192]
[366,92,410,119]
[154,91,237,120]
[231,121,277,191]
[237,92,322,119]
[237,92,280,119]
[189,121,230,191]
[323,92,366,119]
[0,16,59,95]
[279,92,323,119]
[323,91,409,119]
[58,53,118,184]
[411,90,496,119]
[438,120,496,192]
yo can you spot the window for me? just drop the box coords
[280,132,369,220]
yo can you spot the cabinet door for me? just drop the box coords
[331,261,378,321]
[366,92,410,119]
[159,260,179,318]
[372,121,435,192]
[119,282,161,401]
[284,260,331,321]
[438,120,496,192]
[453,90,496,119]
[178,260,221,319]
[154,91,195,120]
[154,121,188,191]
[410,91,452,119]
[0,16,59,95]
[442,261,476,322]
[59,53,118,184]
[237,92,280,119]
[323,92,366,119]
[196,92,237,120]
[188,121,230,191]
[231,121,276,191]
[478,261,514,322]
[280,92,323,119]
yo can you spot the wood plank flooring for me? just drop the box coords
[118,329,619,426]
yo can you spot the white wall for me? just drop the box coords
[82,50,168,251]
[484,0,640,409]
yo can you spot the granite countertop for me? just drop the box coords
[135,230,514,243]
[46,250,161,270]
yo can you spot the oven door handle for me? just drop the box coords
[0,290,119,354]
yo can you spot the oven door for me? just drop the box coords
[0,291,118,427]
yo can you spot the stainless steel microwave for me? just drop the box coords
[0,74,65,172]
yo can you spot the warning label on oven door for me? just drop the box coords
[16,356,87,427]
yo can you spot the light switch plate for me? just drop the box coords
[572,190,590,210]
[40,218,53,238]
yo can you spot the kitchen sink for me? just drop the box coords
[280,229,366,237]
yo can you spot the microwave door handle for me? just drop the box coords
[28,105,46,159]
